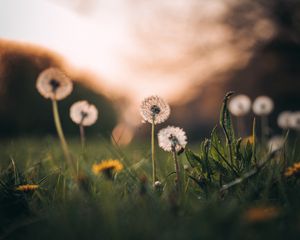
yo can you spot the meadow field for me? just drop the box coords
[1,1,300,239]
[0,90,300,240]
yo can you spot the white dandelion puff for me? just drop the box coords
[140,95,170,124]
[290,111,300,130]
[140,95,170,186]
[268,136,285,153]
[36,67,73,100]
[252,96,274,116]
[277,111,293,129]
[70,100,98,126]
[228,94,252,117]
[154,180,163,191]
[158,126,187,152]
[36,68,74,171]
[154,181,162,187]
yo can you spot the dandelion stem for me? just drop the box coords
[52,100,75,173]
[238,116,247,137]
[151,118,157,186]
[78,124,86,177]
[79,124,86,149]
[172,148,180,192]
[261,115,268,146]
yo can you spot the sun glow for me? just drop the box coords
[0,0,133,87]
[0,0,275,128]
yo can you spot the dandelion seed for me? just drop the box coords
[158,126,187,152]
[284,162,300,177]
[140,95,170,124]
[16,184,39,192]
[268,136,285,153]
[228,94,251,117]
[92,159,123,179]
[252,96,274,116]
[36,67,73,100]
[290,111,300,130]
[277,111,293,129]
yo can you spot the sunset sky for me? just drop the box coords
[0,0,131,84]
[0,0,275,128]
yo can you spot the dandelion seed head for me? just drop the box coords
[36,67,73,100]
[228,94,251,117]
[268,136,284,153]
[70,100,98,126]
[154,181,162,187]
[277,111,293,129]
[253,96,274,116]
[158,126,187,152]
[284,162,300,177]
[290,111,300,130]
[140,95,170,124]
[151,105,161,115]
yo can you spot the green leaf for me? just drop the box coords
[242,141,253,170]
[219,91,235,146]
[235,138,242,170]
[251,118,257,165]
[185,148,203,171]
[212,159,229,175]
[210,126,226,162]
[219,92,236,167]
[203,139,212,181]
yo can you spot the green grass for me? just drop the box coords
[0,96,300,240]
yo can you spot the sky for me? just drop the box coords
[0,0,183,98]
[0,0,275,129]
[0,0,230,103]
[0,0,132,84]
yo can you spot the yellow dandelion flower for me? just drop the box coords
[92,159,123,178]
[242,136,254,146]
[243,206,279,223]
[16,184,39,192]
[284,162,300,177]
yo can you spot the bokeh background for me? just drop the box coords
[0,0,299,143]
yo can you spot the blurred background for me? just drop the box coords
[0,0,299,144]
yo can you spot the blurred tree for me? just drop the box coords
[0,44,117,138]
[134,0,300,139]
